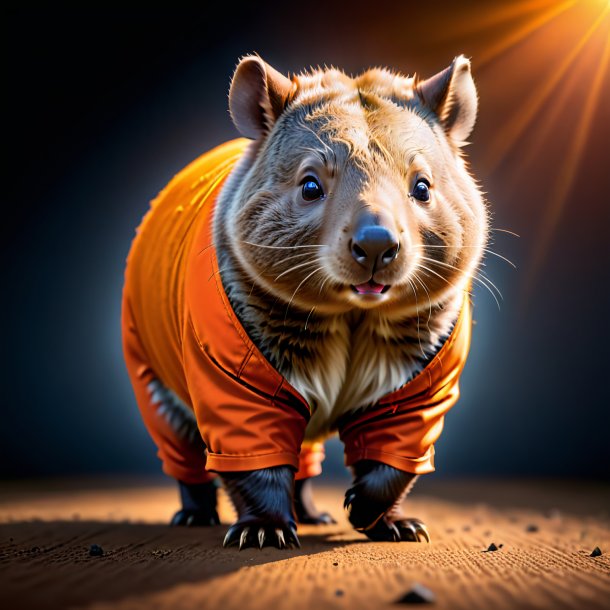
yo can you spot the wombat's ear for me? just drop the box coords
[415,55,478,144]
[229,55,296,139]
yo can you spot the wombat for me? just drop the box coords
[121,53,488,549]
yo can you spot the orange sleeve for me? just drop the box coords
[182,316,308,473]
[339,383,460,474]
[339,293,473,475]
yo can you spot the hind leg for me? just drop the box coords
[172,479,220,526]
[145,379,220,527]
[122,300,218,526]
[294,479,336,524]
[293,442,336,524]
[344,460,430,543]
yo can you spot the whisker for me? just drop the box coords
[208,265,232,281]
[406,277,426,358]
[248,267,271,298]
[197,243,215,256]
[411,273,434,331]
[242,240,327,250]
[271,251,317,267]
[411,244,517,269]
[416,255,504,301]
[477,268,504,300]
[415,262,500,310]
[490,228,520,238]
[317,272,332,296]
[274,258,320,281]
[304,306,316,331]
[481,248,516,269]
[471,273,503,304]
[284,265,326,323]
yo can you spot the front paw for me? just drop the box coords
[344,489,389,531]
[220,466,299,550]
[223,518,300,550]
[363,517,430,543]
[344,461,418,531]
[170,508,220,527]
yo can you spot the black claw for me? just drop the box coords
[388,522,401,542]
[223,524,241,548]
[414,521,431,543]
[220,466,296,550]
[224,522,300,551]
[238,527,250,551]
[344,493,356,510]
[395,518,430,543]
[400,522,418,542]
[363,517,431,543]
[275,528,286,549]
[288,527,301,549]
[171,509,220,527]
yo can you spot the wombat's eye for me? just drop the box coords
[301,176,324,202]
[412,179,431,203]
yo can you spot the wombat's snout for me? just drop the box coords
[349,212,400,273]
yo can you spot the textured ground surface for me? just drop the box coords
[0,478,608,610]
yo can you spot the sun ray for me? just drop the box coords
[477,0,577,68]
[521,29,610,303]
[485,4,610,174]
[430,0,563,41]
[505,51,584,185]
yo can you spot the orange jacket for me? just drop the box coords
[122,138,473,481]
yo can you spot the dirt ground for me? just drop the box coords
[0,477,608,610]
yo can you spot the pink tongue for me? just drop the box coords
[354,280,385,294]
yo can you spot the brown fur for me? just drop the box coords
[214,55,489,440]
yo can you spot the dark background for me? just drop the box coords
[3,2,609,481]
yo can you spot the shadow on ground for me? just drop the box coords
[0,519,362,610]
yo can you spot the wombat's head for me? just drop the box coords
[224,54,488,317]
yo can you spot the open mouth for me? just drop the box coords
[351,280,391,295]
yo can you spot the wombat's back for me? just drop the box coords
[122,138,249,404]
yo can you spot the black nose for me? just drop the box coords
[350,216,399,272]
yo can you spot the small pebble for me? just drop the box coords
[590,547,602,557]
[395,583,435,604]
[526,524,539,532]
[335,589,344,597]
[333,562,338,566]
[484,543,499,552]
[89,544,104,557]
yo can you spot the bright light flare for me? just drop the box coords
[485,3,610,173]
[472,0,610,303]
[522,31,610,300]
